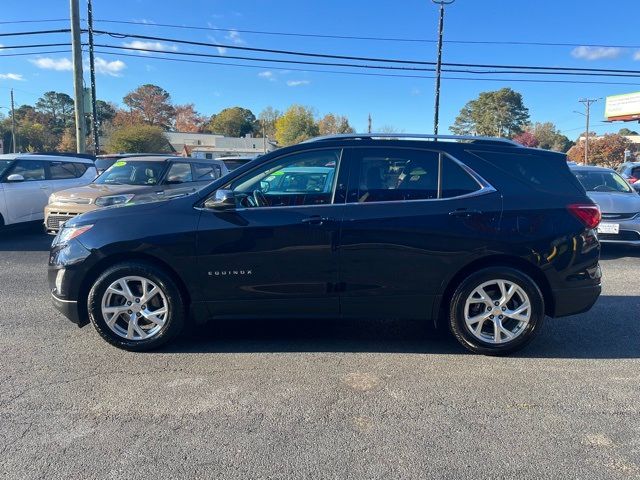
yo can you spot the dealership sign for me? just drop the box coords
[605,91,640,121]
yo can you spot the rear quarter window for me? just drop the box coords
[467,150,583,194]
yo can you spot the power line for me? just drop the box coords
[94,43,640,79]
[0,43,71,50]
[93,18,640,49]
[91,29,640,75]
[0,19,68,25]
[0,49,71,57]
[0,29,70,37]
[93,49,640,86]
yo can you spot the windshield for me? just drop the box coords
[0,160,14,178]
[573,170,633,193]
[95,161,165,186]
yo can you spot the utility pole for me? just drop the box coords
[87,0,99,154]
[10,89,17,153]
[432,0,455,136]
[579,98,598,165]
[368,113,372,133]
[70,0,86,153]
[262,119,266,153]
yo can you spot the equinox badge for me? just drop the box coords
[208,270,253,276]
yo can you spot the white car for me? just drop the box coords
[0,154,97,227]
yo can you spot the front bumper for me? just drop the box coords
[597,218,640,246]
[44,203,96,234]
[551,283,601,317]
[51,290,83,326]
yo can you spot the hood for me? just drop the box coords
[587,191,640,214]
[51,183,159,200]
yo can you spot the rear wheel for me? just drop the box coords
[449,267,544,355]
[87,261,185,351]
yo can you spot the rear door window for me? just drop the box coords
[7,160,47,181]
[193,163,221,181]
[49,161,78,180]
[165,162,193,184]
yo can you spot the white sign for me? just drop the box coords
[598,223,620,234]
[605,91,640,119]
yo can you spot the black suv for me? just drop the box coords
[49,134,602,355]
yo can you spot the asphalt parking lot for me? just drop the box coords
[1,228,639,479]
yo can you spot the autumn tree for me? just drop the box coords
[566,134,631,168]
[318,113,355,135]
[258,106,282,139]
[512,131,539,147]
[174,103,206,132]
[529,122,572,152]
[35,91,74,131]
[57,128,77,152]
[208,107,256,137]
[105,124,171,153]
[123,84,175,129]
[274,105,319,146]
[451,88,529,137]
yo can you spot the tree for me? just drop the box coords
[95,100,116,127]
[57,128,76,152]
[258,106,282,139]
[174,104,206,132]
[512,131,539,147]
[274,105,319,146]
[619,127,639,136]
[35,91,74,130]
[123,84,175,129]
[105,124,171,153]
[318,113,355,135]
[208,107,256,137]
[519,122,572,152]
[566,134,631,168]
[451,88,530,137]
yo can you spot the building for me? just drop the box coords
[165,132,277,158]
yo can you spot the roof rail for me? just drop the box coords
[302,133,521,147]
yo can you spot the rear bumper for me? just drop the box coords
[51,290,83,326]
[551,284,601,317]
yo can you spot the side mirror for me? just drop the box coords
[204,189,236,210]
[6,174,25,182]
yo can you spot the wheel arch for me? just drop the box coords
[78,252,193,325]
[433,254,554,328]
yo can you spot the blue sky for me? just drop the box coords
[1,0,639,138]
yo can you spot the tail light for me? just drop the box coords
[567,204,601,229]
[628,176,638,184]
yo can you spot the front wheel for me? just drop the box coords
[87,261,185,351]
[449,267,545,356]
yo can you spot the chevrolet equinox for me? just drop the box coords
[49,134,602,355]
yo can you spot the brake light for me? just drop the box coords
[567,204,601,229]
[628,176,638,184]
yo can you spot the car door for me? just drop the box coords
[338,146,502,320]
[161,161,199,198]
[1,159,50,224]
[195,147,346,318]
[48,160,87,194]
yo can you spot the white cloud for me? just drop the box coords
[0,73,24,81]
[30,57,73,71]
[225,29,245,45]
[286,80,310,87]
[571,46,623,60]
[258,71,276,82]
[122,40,178,53]
[94,57,126,76]
[634,50,640,61]
[207,32,228,55]
[410,87,421,96]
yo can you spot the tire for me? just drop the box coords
[449,267,544,356]
[87,261,185,351]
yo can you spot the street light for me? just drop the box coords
[432,0,455,136]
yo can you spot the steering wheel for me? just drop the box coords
[246,189,268,207]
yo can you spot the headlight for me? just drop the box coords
[55,224,93,245]
[94,194,135,207]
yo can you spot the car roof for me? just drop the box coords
[0,153,95,164]
[97,153,171,159]
[216,156,256,161]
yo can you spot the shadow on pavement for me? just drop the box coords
[160,295,640,359]
[600,244,640,260]
[0,225,52,252]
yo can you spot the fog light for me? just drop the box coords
[55,269,65,294]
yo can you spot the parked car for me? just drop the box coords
[49,134,602,355]
[95,153,171,175]
[571,164,640,245]
[615,161,640,194]
[191,153,256,172]
[45,155,225,233]
[0,154,97,228]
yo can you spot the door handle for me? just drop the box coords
[449,208,483,218]
[156,190,165,195]
[40,186,49,190]
[301,216,332,225]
